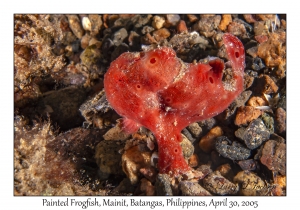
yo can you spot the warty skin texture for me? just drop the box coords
[104,33,245,175]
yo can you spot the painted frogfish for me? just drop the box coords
[104,33,245,175]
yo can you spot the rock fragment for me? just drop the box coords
[66,15,84,39]
[238,159,258,171]
[177,20,188,33]
[233,171,267,196]
[199,126,223,153]
[155,174,172,195]
[152,15,165,30]
[261,112,274,133]
[88,14,103,36]
[235,118,270,149]
[122,143,152,184]
[235,106,262,126]
[195,15,221,37]
[227,20,247,37]
[112,28,128,46]
[179,181,211,196]
[95,140,125,179]
[152,28,171,42]
[259,140,286,175]
[187,14,198,23]
[275,107,286,134]
[140,178,155,196]
[165,14,180,27]
[188,154,199,168]
[257,31,286,70]
[215,136,251,160]
[218,14,232,31]
[187,122,202,138]
[103,121,131,141]
[247,96,267,107]
[203,171,239,195]
[180,134,194,159]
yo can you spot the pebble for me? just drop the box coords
[186,123,201,138]
[255,75,278,95]
[141,25,155,34]
[139,166,157,183]
[180,134,194,159]
[165,14,180,27]
[194,15,221,37]
[177,20,188,33]
[152,15,165,30]
[80,33,91,49]
[113,178,135,194]
[215,136,251,160]
[195,164,212,178]
[203,171,239,195]
[234,106,262,126]
[247,96,267,107]
[128,31,140,47]
[88,14,103,36]
[260,140,286,175]
[141,33,157,45]
[246,46,258,58]
[255,35,269,44]
[122,143,152,184]
[216,163,234,179]
[187,14,198,23]
[103,122,131,141]
[223,90,252,119]
[101,38,114,58]
[189,32,209,46]
[238,159,258,171]
[198,118,217,133]
[152,28,171,42]
[179,181,211,196]
[243,73,255,90]
[66,15,84,39]
[243,14,257,23]
[272,174,286,196]
[257,31,286,69]
[199,126,223,153]
[252,57,265,71]
[89,38,102,48]
[235,118,270,149]
[270,133,285,143]
[275,107,286,134]
[181,128,195,143]
[261,112,275,133]
[218,14,232,31]
[132,14,152,28]
[254,21,271,36]
[227,21,247,37]
[95,140,125,180]
[155,174,173,195]
[140,178,155,196]
[82,16,92,31]
[233,171,267,196]
[112,28,128,46]
[80,45,101,67]
[188,154,199,168]
[277,87,286,109]
[111,43,129,61]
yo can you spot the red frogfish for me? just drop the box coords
[104,33,245,175]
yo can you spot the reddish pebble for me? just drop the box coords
[177,20,188,33]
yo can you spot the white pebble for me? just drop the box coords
[82,17,92,31]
